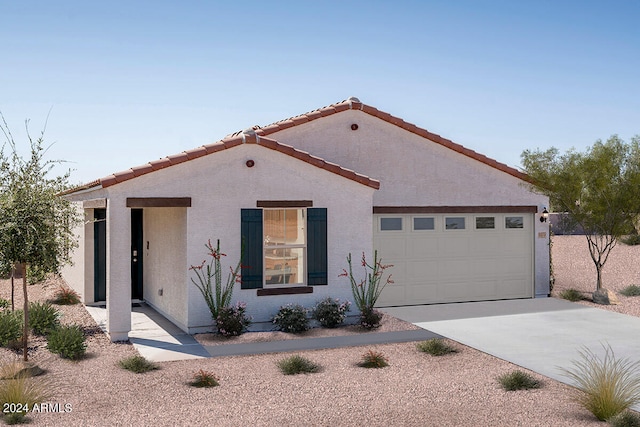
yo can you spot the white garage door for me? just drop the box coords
[374,213,534,307]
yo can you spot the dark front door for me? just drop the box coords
[131,209,144,300]
[94,209,107,302]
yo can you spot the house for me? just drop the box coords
[61,97,550,341]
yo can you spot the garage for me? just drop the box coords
[374,211,534,306]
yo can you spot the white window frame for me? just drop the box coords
[263,208,307,287]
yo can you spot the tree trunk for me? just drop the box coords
[596,264,602,291]
[10,265,15,311]
[21,263,28,362]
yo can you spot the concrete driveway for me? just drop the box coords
[383,298,640,409]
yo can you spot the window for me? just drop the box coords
[380,217,402,231]
[505,216,524,229]
[445,217,465,230]
[413,217,435,230]
[264,209,305,286]
[241,208,327,289]
[475,217,495,229]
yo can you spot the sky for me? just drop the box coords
[1,1,639,185]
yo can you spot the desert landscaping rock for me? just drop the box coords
[0,234,638,426]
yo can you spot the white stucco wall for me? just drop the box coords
[60,201,88,300]
[268,110,550,297]
[99,143,375,332]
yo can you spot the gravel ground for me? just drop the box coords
[1,234,639,426]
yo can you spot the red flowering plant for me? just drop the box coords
[340,251,393,329]
[190,239,243,329]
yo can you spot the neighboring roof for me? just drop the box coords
[63,97,527,195]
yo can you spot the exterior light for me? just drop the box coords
[540,207,549,223]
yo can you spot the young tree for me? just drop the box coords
[521,135,640,301]
[0,113,80,360]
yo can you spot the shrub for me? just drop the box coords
[359,307,383,330]
[559,288,584,302]
[358,350,389,369]
[276,355,320,375]
[189,369,219,388]
[497,370,542,391]
[620,285,640,297]
[0,362,54,425]
[52,286,81,305]
[118,355,159,373]
[416,338,458,356]
[28,302,60,335]
[0,310,23,347]
[311,298,351,328]
[272,304,309,333]
[560,344,640,421]
[609,411,640,427]
[46,324,87,360]
[216,302,252,337]
[620,234,640,246]
[0,298,10,310]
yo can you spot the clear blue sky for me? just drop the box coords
[2,1,639,185]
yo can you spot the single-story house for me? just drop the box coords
[61,97,550,341]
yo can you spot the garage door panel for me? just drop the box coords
[374,212,534,307]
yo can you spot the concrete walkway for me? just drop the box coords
[85,303,439,362]
[383,298,640,411]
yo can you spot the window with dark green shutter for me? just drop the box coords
[307,208,327,285]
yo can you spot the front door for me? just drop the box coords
[131,209,144,300]
[94,209,107,302]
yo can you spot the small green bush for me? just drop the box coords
[276,355,320,375]
[608,411,640,427]
[46,324,87,360]
[560,344,640,421]
[311,298,351,328]
[216,302,252,337]
[28,302,60,335]
[497,370,542,391]
[52,286,81,305]
[416,338,458,356]
[118,355,159,373]
[620,234,640,246]
[0,298,10,310]
[189,369,219,387]
[0,310,23,347]
[620,285,640,297]
[359,307,383,329]
[358,350,389,369]
[272,304,309,333]
[559,288,584,302]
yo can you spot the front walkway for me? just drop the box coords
[85,303,439,362]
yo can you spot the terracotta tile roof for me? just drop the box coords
[63,97,528,195]
[97,132,379,190]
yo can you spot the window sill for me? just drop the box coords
[257,286,313,296]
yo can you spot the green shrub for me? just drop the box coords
[416,338,458,356]
[311,297,351,328]
[358,350,389,369]
[189,369,219,387]
[52,286,81,305]
[216,302,252,337]
[0,310,23,347]
[497,370,542,391]
[359,307,383,330]
[46,324,87,360]
[272,304,309,333]
[608,411,640,427]
[0,298,10,310]
[0,362,54,425]
[276,355,320,375]
[620,285,640,297]
[118,355,159,373]
[560,344,640,421]
[559,288,584,302]
[28,302,60,335]
[620,234,640,246]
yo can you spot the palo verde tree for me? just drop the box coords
[0,113,80,360]
[521,135,640,296]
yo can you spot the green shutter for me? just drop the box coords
[307,208,327,285]
[241,209,263,289]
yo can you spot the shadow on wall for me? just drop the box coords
[549,213,585,235]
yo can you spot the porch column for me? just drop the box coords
[106,197,131,341]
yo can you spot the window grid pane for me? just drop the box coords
[445,217,465,230]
